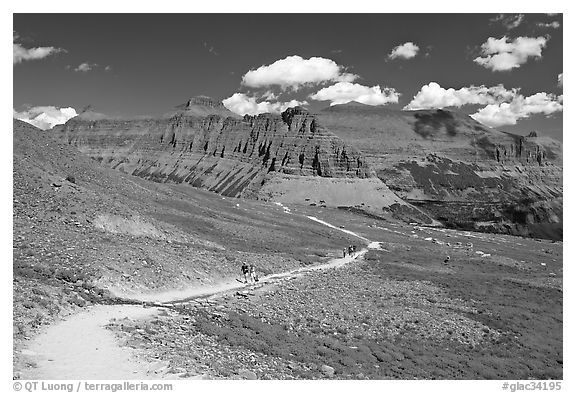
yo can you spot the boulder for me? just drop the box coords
[238,369,258,380]
[321,364,335,377]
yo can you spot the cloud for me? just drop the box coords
[222,93,307,116]
[404,82,562,128]
[404,82,518,110]
[241,55,357,90]
[13,32,65,65]
[309,82,400,106]
[557,73,563,87]
[474,36,548,71]
[74,62,97,72]
[261,90,278,100]
[471,92,563,127]
[13,106,78,130]
[490,14,525,30]
[536,21,561,29]
[105,65,112,72]
[388,42,420,60]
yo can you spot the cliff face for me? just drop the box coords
[55,99,372,200]
[53,97,562,238]
[318,104,563,240]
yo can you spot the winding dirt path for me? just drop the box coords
[19,215,379,380]
[20,306,161,380]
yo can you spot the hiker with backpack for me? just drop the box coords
[249,264,259,283]
[241,262,250,283]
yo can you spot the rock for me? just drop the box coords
[55,102,372,203]
[20,349,37,357]
[188,373,211,380]
[69,293,87,307]
[168,367,186,374]
[238,369,258,380]
[321,364,335,377]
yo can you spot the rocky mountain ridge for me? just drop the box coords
[56,103,371,197]
[317,103,563,239]
[53,98,562,239]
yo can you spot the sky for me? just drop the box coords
[13,13,563,140]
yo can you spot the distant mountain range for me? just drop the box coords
[51,97,562,240]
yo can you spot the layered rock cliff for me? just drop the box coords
[318,103,563,240]
[55,97,373,199]
[53,97,562,238]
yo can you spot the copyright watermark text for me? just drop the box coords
[502,381,562,392]
[13,381,173,392]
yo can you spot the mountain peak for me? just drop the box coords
[169,96,240,118]
[183,96,225,109]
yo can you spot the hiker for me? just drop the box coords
[241,262,250,283]
[348,245,353,255]
[443,256,450,265]
[352,245,357,253]
[343,248,347,257]
[249,264,258,283]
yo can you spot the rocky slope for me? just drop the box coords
[13,118,562,380]
[55,98,371,195]
[13,117,369,376]
[318,103,563,240]
[54,97,429,222]
[53,97,562,239]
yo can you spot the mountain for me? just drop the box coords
[13,117,372,345]
[52,97,562,239]
[12,119,563,381]
[54,98,432,223]
[317,102,563,239]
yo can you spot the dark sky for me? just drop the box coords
[13,13,563,140]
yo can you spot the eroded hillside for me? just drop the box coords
[13,119,562,380]
[318,103,563,240]
[54,97,430,222]
[13,118,362,351]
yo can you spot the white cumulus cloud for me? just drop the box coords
[536,21,561,29]
[74,62,97,72]
[404,82,562,128]
[474,36,548,72]
[490,14,525,30]
[13,106,78,130]
[13,32,65,65]
[388,42,420,60]
[241,55,357,90]
[222,93,307,116]
[404,82,518,110]
[310,82,400,106]
[471,92,563,127]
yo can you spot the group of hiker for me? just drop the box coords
[239,247,454,291]
[343,244,357,257]
[241,261,259,284]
